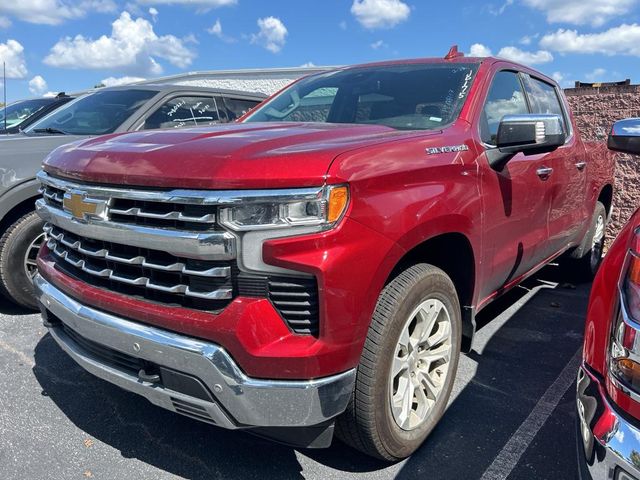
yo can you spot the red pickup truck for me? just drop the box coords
[34,52,615,460]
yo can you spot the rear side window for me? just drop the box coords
[143,96,221,130]
[223,97,261,121]
[523,76,567,133]
[480,71,529,145]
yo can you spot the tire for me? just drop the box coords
[566,202,607,282]
[0,211,46,310]
[336,263,462,461]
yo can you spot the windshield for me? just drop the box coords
[0,99,52,129]
[26,89,157,135]
[244,63,479,131]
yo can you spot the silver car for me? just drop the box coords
[0,84,265,309]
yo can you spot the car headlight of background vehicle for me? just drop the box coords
[219,185,349,274]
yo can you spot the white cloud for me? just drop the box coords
[100,75,146,86]
[370,39,387,50]
[136,0,236,6]
[0,40,27,78]
[0,16,11,28]
[469,43,492,57]
[339,20,347,30]
[522,0,637,27]
[208,19,222,36]
[466,43,553,65]
[585,67,607,81]
[300,62,316,68]
[28,75,47,95]
[0,0,116,26]
[43,11,196,75]
[43,91,58,98]
[488,0,514,15]
[148,7,158,21]
[540,23,640,56]
[351,0,410,30]
[519,33,539,45]
[551,71,564,82]
[250,16,287,53]
[207,18,235,42]
[497,46,553,65]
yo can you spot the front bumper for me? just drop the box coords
[34,274,356,443]
[577,364,640,479]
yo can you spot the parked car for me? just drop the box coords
[34,53,615,460]
[0,85,265,309]
[0,93,74,135]
[577,118,640,479]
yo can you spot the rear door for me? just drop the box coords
[477,70,553,300]
[522,75,588,256]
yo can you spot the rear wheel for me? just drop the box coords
[566,202,607,282]
[0,211,45,310]
[336,264,461,461]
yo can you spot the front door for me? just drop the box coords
[477,70,552,301]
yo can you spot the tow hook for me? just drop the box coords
[138,368,161,383]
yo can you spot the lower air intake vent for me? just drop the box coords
[268,276,319,336]
[170,397,217,425]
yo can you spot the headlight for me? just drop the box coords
[218,185,349,275]
[219,185,349,231]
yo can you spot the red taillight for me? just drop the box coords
[609,229,640,394]
[622,230,640,323]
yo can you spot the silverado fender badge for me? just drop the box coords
[426,145,469,155]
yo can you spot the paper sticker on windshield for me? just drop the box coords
[426,145,469,155]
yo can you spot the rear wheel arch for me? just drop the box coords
[597,184,613,220]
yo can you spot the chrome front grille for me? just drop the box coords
[46,224,233,307]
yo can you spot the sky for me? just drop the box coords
[1,0,640,102]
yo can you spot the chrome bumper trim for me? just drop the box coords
[36,199,236,261]
[34,274,355,429]
[577,364,640,479]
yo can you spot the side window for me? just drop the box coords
[223,97,260,121]
[481,71,529,145]
[143,96,220,130]
[523,76,567,134]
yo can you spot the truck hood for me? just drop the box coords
[43,123,429,189]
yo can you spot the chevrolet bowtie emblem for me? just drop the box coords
[62,192,106,221]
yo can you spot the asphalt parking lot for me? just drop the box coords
[0,265,588,480]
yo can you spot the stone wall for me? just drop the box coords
[565,85,640,240]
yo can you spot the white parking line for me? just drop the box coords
[480,348,582,480]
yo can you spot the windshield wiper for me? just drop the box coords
[32,127,68,135]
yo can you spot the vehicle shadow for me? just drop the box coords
[32,265,588,479]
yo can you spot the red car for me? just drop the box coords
[34,52,615,460]
[578,119,640,479]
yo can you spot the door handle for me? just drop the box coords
[536,166,553,180]
[575,161,587,171]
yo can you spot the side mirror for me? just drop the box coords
[488,114,566,170]
[608,118,640,155]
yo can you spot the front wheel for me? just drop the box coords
[0,211,46,310]
[336,264,461,461]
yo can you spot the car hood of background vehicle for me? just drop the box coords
[0,133,88,159]
[43,123,428,189]
[0,134,87,190]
